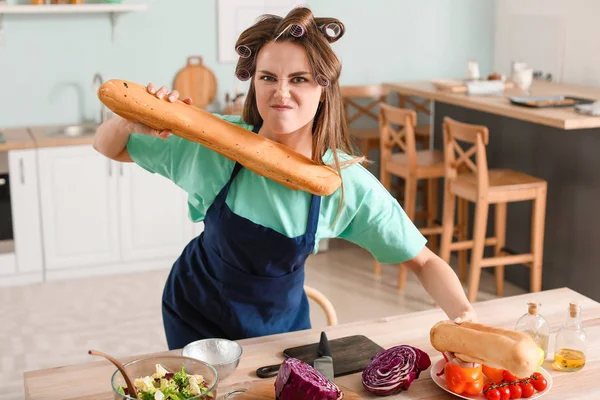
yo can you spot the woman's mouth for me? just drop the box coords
[271,104,293,111]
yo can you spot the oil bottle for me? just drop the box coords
[553,302,587,372]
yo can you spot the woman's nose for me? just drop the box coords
[274,82,291,99]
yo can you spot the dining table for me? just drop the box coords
[382,79,600,304]
[23,287,600,399]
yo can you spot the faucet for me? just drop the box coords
[92,73,109,124]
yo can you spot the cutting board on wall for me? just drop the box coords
[283,335,384,377]
[235,380,361,399]
[172,56,217,109]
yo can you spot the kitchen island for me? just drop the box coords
[23,287,600,399]
[383,80,600,303]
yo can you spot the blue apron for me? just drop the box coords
[161,128,321,350]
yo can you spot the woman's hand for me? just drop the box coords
[127,82,194,140]
[453,310,478,325]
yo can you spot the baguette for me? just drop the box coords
[97,79,342,196]
[430,320,540,378]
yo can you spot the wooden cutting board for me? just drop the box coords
[172,56,217,109]
[232,380,361,399]
[282,335,384,377]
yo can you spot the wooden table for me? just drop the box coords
[382,80,600,130]
[23,288,600,399]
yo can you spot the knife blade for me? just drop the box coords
[313,331,334,382]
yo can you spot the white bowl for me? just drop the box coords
[182,339,243,380]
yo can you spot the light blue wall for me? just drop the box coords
[0,0,494,129]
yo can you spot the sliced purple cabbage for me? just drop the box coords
[275,358,343,400]
[361,345,431,396]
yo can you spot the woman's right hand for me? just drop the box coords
[127,82,194,140]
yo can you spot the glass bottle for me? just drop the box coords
[515,301,549,357]
[553,302,587,372]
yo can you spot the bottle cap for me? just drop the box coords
[528,301,540,315]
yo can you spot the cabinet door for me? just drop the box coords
[37,145,120,270]
[118,163,189,261]
[8,149,44,273]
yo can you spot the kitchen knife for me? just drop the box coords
[313,331,334,382]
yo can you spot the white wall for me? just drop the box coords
[494,0,600,87]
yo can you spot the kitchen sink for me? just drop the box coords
[45,122,98,137]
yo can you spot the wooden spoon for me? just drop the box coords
[89,349,139,399]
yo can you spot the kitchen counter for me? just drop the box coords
[23,287,600,399]
[0,125,95,153]
[27,125,95,149]
[0,128,36,152]
[383,80,600,130]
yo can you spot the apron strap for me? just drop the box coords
[304,195,321,235]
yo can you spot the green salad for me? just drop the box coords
[117,364,214,400]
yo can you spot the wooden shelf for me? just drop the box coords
[0,3,149,43]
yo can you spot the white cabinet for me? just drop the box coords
[37,145,120,270]
[8,149,44,275]
[118,162,190,261]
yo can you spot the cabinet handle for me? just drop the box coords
[19,158,25,184]
[119,163,124,176]
[108,160,113,177]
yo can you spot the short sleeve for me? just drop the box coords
[334,163,427,264]
[126,114,254,221]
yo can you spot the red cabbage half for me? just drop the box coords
[275,357,343,400]
[361,345,431,396]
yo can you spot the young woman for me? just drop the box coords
[93,7,476,350]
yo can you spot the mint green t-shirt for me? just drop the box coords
[126,114,426,264]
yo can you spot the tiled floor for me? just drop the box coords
[4,240,525,400]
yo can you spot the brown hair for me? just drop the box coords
[234,7,364,219]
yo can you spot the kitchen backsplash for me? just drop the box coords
[0,0,494,128]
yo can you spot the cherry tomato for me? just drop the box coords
[502,370,517,382]
[519,382,535,398]
[485,388,501,400]
[498,386,511,400]
[530,373,548,391]
[483,365,505,382]
[508,382,522,399]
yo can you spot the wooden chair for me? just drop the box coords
[374,104,446,288]
[439,117,547,302]
[341,85,431,163]
[304,285,338,326]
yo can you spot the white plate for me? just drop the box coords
[430,359,553,399]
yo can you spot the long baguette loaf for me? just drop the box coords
[97,79,342,196]
[430,320,540,378]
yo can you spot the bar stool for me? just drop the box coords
[341,85,431,164]
[374,104,446,288]
[305,285,338,326]
[439,117,547,302]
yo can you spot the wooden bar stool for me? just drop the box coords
[340,85,431,164]
[374,104,446,288]
[439,117,547,302]
[304,285,338,326]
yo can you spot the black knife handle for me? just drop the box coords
[256,363,281,378]
[320,331,332,357]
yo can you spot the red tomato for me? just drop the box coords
[485,388,501,400]
[502,370,517,382]
[519,382,535,398]
[498,386,511,400]
[531,373,548,391]
[508,382,523,399]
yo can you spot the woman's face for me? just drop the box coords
[254,41,323,135]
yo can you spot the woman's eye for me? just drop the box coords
[292,77,308,83]
[260,75,276,82]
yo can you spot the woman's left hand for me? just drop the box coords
[453,310,478,325]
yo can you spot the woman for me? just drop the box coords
[94,7,476,350]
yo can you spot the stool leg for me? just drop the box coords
[440,181,456,264]
[457,198,469,282]
[468,200,489,302]
[359,139,370,168]
[531,187,547,292]
[427,178,439,252]
[494,203,507,297]
[398,177,418,289]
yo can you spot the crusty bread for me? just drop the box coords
[97,79,342,196]
[430,320,540,378]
